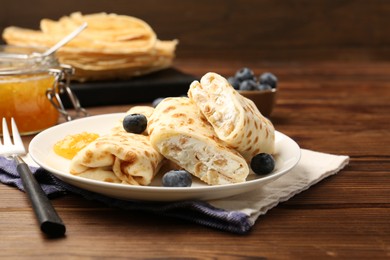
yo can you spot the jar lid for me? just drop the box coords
[0,45,59,75]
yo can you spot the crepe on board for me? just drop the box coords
[188,72,275,162]
[2,12,178,81]
[148,97,249,185]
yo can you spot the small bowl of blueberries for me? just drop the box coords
[227,67,278,118]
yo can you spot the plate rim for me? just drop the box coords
[29,113,301,199]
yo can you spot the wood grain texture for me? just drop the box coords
[0,2,389,258]
[2,0,390,61]
[1,59,389,259]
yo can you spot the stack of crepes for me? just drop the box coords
[2,12,178,82]
[69,72,275,186]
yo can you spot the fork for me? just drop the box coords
[1,118,66,237]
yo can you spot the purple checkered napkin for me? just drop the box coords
[0,149,349,234]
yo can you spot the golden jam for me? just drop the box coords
[53,132,99,159]
[0,74,58,134]
[0,45,66,135]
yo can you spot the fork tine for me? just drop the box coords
[11,118,25,153]
[2,118,12,146]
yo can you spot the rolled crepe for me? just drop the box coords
[74,168,122,183]
[188,72,275,162]
[126,105,155,118]
[70,115,164,186]
[148,97,249,185]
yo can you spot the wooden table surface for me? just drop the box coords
[1,59,389,259]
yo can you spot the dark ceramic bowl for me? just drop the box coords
[239,89,277,118]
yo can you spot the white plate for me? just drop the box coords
[29,113,301,202]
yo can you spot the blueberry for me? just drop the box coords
[259,72,278,89]
[250,153,275,175]
[239,79,258,91]
[162,170,192,187]
[235,67,255,82]
[256,83,272,91]
[152,97,165,108]
[123,113,147,134]
[228,76,240,90]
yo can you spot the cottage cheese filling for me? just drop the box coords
[158,135,247,184]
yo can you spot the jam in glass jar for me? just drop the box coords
[0,45,86,135]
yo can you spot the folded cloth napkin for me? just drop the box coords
[0,149,349,234]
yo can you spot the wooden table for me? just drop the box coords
[1,59,389,259]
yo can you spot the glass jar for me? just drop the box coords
[0,45,87,135]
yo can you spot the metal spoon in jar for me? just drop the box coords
[36,22,88,57]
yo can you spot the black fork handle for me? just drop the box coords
[15,157,66,237]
